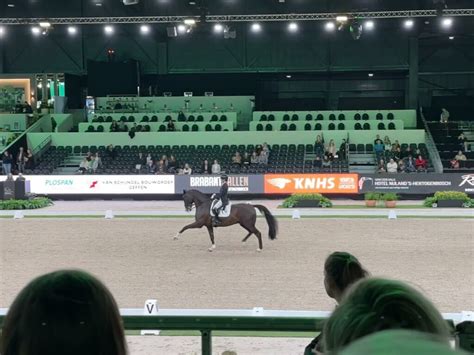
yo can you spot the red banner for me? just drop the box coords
[264,174,359,194]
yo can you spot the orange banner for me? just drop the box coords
[264,174,359,194]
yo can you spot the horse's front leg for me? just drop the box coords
[173,220,204,240]
[206,225,216,252]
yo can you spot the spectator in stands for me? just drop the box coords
[181,163,192,175]
[2,151,13,175]
[405,155,416,173]
[322,278,451,353]
[393,146,401,161]
[387,158,398,173]
[416,155,428,172]
[146,153,153,167]
[25,149,33,170]
[305,252,369,355]
[314,135,325,158]
[242,152,251,167]
[458,133,469,152]
[251,152,259,165]
[167,119,176,132]
[403,146,413,160]
[110,121,119,132]
[383,136,392,151]
[5,173,13,181]
[398,159,405,173]
[313,156,322,170]
[118,120,126,132]
[16,147,26,174]
[0,269,127,355]
[155,160,166,174]
[374,140,384,161]
[178,111,186,122]
[451,151,467,169]
[128,127,136,139]
[377,159,386,173]
[374,134,382,145]
[327,140,337,160]
[212,160,221,174]
[106,145,116,160]
[255,144,262,156]
[440,108,450,123]
[391,140,401,152]
[135,153,145,173]
[168,155,177,173]
[262,142,270,155]
[147,158,156,174]
[201,160,211,174]
[339,139,347,160]
[322,154,331,169]
[161,155,169,168]
[259,149,269,165]
[91,154,100,174]
[232,152,242,166]
[78,157,90,174]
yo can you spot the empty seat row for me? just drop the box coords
[256,122,398,131]
[259,113,396,121]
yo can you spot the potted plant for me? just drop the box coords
[433,191,469,208]
[282,193,332,208]
[364,192,381,207]
[382,193,398,208]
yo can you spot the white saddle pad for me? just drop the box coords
[210,200,232,218]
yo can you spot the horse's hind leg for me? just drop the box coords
[249,226,263,252]
[240,225,253,243]
[206,225,216,252]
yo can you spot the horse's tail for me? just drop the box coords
[253,205,278,240]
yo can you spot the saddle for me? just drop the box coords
[210,200,232,218]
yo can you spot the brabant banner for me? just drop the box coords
[358,173,474,194]
[264,174,358,194]
[175,175,264,194]
[0,175,175,194]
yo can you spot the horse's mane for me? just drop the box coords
[185,189,210,203]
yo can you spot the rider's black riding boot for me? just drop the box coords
[212,209,222,226]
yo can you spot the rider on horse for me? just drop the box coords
[211,174,229,226]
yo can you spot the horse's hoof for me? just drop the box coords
[173,233,180,241]
[257,249,262,253]
[208,248,213,252]
[208,244,216,252]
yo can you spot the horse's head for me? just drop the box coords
[182,189,194,212]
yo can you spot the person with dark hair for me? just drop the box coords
[16,147,26,173]
[0,269,127,355]
[2,151,13,175]
[322,278,451,353]
[201,159,211,174]
[305,252,369,355]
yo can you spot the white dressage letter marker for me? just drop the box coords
[144,299,159,315]
[13,211,24,219]
[140,330,160,336]
[252,307,264,315]
[105,210,114,219]
[292,210,301,219]
[388,210,397,220]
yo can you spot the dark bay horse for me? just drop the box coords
[174,190,278,252]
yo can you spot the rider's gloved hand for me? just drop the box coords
[211,194,216,199]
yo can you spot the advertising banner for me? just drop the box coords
[264,174,358,194]
[358,173,474,194]
[0,175,175,195]
[175,175,264,194]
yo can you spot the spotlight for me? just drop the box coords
[104,25,114,35]
[140,25,150,34]
[288,22,298,32]
[364,20,375,30]
[213,23,224,33]
[39,22,51,28]
[336,16,348,23]
[286,75,292,79]
[368,73,374,77]
[441,18,453,28]
[177,24,187,34]
[251,23,261,33]
[404,19,414,29]
[0,27,5,37]
[449,36,454,40]
[67,26,77,35]
[325,22,336,31]
[31,27,41,36]
[184,18,196,26]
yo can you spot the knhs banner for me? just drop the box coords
[264,174,358,194]
[358,173,474,194]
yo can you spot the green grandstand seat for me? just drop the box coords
[377,122,386,130]
[354,113,361,120]
[105,116,112,122]
[260,114,267,121]
[182,124,190,132]
[338,113,345,120]
[283,114,290,121]
[165,115,172,122]
[220,115,227,121]
[151,115,158,122]
[268,114,275,121]
[329,114,336,121]
[128,116,135,122]
[304,123,311,131]
[197,115,204,122]
[401,143,408,150]
[158,125,166,132]
[315,123,322,130]
[280,123,288,131]
[305,114,313,121]
[119,116,126,122]
[349,144,356,152]
[410,143,417,151]
[81,146,89,153]
[136,125,143,131]
[338,123,345,130]
[73,146,81,154]
[141,116,149,122]
[92,118,99,123]
[357,144,365,153]
[97,125,104,132]
[205,124,213,131]
[328,123,336,130]
[366,144,373,152]
[289,123,296,131]
[291,114,299,121]
[316,114,324,121]
[376,113,383,120]
[215,124,222,131]
[192,124,199,131]
[355,122,362,130]
[257,123,264,131]
[145,125,151,132]
[188,115,195,122]
[97,116,104,123]
[362,113,369,120]
[211,115,218,122]
[388,122,396,130]
[363,123,370,130]
[265,123,272,131]
[387,113,395,120]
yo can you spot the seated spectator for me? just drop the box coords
[458,133,469,152]
[147,158,156,174]
[402,146,413,160]
[405,155,416,173]
[177,111,186,122]
[181,163,192,175]
[314,135,325,158]
[110,120,119,132]
[374,140,384,160]
[416,155,428,172]
[0,269,127,355]
[377,159,386,173]
[212,160,221,174]
[339,139,347,160]
[391,140,401,152]
[450,158,460,169]
[322,154,331,169]
[322,278,451,353]
[453,150,467,168]
[167,119,176,132]
[25,149,33,169]
[383,136,392,151]
[78,157,90,174]
[242,152,251,166]
[106,145,116,160]
[373,134,381,145]
[327,139,337,160]
[392,146,401,161]
[118,120,126,132]
[128,127,136,139]
[201,159,211,174]
[398,159,405,173]
[440,108,450,123]
[251,152,259,164]
[155,159,166,174]
[387,158,398,173]
[168,155,177,173]
[305,252,369,355]
[134,152,145,173]
[259,149,269,165]
[232,152,242,166]
[161,155,169,168]
[313,156,322,169]
[91,154,100,173]
[255,144,262,156]
[146,153,153,166]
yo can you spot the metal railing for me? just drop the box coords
[0,308,470,355]
[419,108,444,173]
